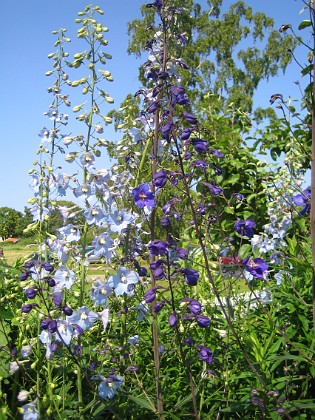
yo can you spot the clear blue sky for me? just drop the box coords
[0,0,308,212]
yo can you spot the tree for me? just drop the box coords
[127,0,296,115]
[0,207,25,239]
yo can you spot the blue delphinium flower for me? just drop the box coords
[67,306,99,330]
[292,188,311,215]
[107,267,139,297]
[98,375,124,399]
[132,183,155,208]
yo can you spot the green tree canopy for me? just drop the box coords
[127,0,296,114]
[0,207,25,239]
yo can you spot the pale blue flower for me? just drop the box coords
[107,267,139,296]
[67,306,98,330]
[129,335,139,346]
[91,280,112,306]
[84,206,106,226]
[55,320,74,346]
[29,174,41,196]
[92,233,115,264]
[52,173,70,196]
[58,224,81,242]
[80,152,95,169]
[39,330,54,360]
[73,184,94,200]
[107,209,134,234]
[133,302,150,322]
[53,266,75,291]
[98,375,124,399]
[98,308,110,330]
[21,399,38,420]
[30,204,50,221]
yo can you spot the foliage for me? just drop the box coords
[0,207,29,239]
[127,0,296,114]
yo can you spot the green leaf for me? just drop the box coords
[174,386,199,409]
[128,395,156,413]
[298,20,312,30]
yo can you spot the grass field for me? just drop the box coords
[0,241,37,264]
[0,241,107,278]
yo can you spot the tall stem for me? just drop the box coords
[311,0,315,336]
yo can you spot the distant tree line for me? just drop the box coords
[0,201,83,240]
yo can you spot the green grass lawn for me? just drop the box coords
[0,241,37,264]
[0,242,108,279]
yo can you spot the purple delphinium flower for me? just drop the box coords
[176,247,188,259]
[189,299,202,315]
[180,268,199,286]
[160,216,172,229]
[146,101,159,114]
[162,197,181,214]
[209,147,224,158]
[169,312,177,327]
[201,182,223,195]
[197,345,213,363]
[144,287,157,303]
[182,112,198,125]
[25,288,37,299]
[189,159,208,171]
[153,171,168,188]
[242,256,269,279]
[191,138,208,153]
[231,193,245,201]
[292,188,311,215]
[148,240,169,256]
[154,300,167,313]
[161,122,175,141]
[132,183,155,208]
[180,128,193,140]
[234,219,256,238]
[107,267,139,297]
[196,315,211,328]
